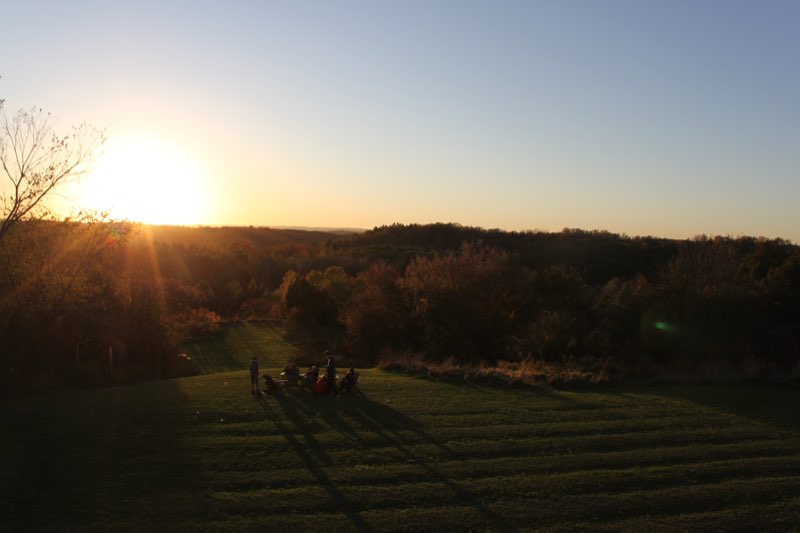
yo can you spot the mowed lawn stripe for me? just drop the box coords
[498,475,800,527]
[201,473,800,525]
[188,429,798,474]
[241,451,800,495]
[574,495,800,532]
[412,408,732,426]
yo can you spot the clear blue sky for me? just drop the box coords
[2,0,798,240]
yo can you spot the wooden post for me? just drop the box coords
[109,346,114,381]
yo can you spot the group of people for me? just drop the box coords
[249,351,359,396]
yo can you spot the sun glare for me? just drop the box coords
[76,136,212,225]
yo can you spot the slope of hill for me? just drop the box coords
[3,324,800,530]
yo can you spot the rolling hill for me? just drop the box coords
[2,323,799,531]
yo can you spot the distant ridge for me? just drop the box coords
[270,225,366,235]
[134,224,360,248]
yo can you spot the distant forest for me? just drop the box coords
[2,221,800,393]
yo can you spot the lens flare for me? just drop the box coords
[641,303,680,350]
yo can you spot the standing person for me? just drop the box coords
[249,356,260,395]
[325,351,338,396]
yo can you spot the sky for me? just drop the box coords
[1,0,798,240]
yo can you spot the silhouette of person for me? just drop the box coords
[325,351,338,396]
[340,367,358,393]
[302,365,319,389]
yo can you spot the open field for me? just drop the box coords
[3,325,800,531]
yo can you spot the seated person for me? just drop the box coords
[339,367,358,393]
[313,375,329,395]
[301,365,319,389]
[283,362,301,384]
[262,374,282,393]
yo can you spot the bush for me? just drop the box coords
[175,307,222,339]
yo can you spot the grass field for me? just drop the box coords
[2,323,800,531]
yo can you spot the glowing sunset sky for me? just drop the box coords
[2,1,798,240]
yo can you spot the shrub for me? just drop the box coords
[175,307,222,339]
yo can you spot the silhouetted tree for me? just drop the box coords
[1,101,104,242]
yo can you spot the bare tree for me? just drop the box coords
[0,98,105,242]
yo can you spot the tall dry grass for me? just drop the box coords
[377,351,800,386]
[377,352,612,386]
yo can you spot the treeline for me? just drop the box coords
[2,221,799,393]
[307,225,800,382]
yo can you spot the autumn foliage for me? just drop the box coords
[3,222,800,392]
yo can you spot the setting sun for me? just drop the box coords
[76,135,212,225]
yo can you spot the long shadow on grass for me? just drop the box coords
[322,392,511,531]
[256,394,372,532]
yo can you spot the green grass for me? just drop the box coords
[181,321,299,373]
[3,324,800,531]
